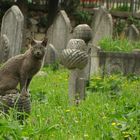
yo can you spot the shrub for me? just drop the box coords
[73,10,92,25]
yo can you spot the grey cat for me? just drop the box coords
[0,38,47,95]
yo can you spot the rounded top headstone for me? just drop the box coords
[11,5,24,21]
[73,24,92,43]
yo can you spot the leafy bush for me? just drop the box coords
[113,19,126,37]
[73,10,92,25]
[113,17,140,38]
[38,16,48,28]
[127,16,140,30]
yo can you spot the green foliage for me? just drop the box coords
[44,61,60,71]
[99,38,140,52]
[114,17,140,37]
[38,16,48,28]
[73,10,92,25]
[81,2,96,8]
[127,16,140,30]
[0,67,139,139]
[111,5,130,12]
[88,74,124,95]
[61,0,80,14]
[88,74,140,139]
[114,19,126,37]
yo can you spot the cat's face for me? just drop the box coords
[30,38,48,59]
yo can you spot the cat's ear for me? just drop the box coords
[41,37,48,47]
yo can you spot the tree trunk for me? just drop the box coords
[16,0,28,19]
[16,0,28,48]
[46,0,59,31]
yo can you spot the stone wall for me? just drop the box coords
[98,51,140,75]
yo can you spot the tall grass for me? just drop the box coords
[99,38,140,52]
[0,67,139,139]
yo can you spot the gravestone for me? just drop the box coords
[45,10,72,64]
[73,24,92,44]
[90,7,113,75]
[0,34,9,63]
[60,39,88,105]
[0,5,24,62]
[125,24,140,41]
[60,24,92,105]
[44,43,58,65]
[72,24,92,82]
[66,39,87,51]
[90,46,101,75]
[91,7,113,46]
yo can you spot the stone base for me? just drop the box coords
[0,91,31,120]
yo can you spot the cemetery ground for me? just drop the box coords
[0,66,139,139]
[0,2,140,140]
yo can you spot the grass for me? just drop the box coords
[99,38,140,52]
[0,67,140,139]
[111,5,130,12]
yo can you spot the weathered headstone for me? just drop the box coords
[60,40,88,105]
[44,43,58,65]
[90,46,101,75]
[45,10,72,64]
[60,24,92,105]
[91,7,113,46]
[0,5,24,62]
[69,69,86,105]
[72,24,92,82]
[90,7,113,75]
[125,24,140,41]
[66,39,87,51]
[73,24,92,44]
[0,34,9,63]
